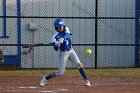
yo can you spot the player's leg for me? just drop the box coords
[68,49,91,86]
[40,51,69,86]
[54,51,70,76]
[69,49,88,80]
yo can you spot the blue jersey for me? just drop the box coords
[51,27,72,51]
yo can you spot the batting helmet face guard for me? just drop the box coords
[54,18,65,27]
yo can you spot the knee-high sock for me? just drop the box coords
[79,68,88,81]
[45,72,55,80]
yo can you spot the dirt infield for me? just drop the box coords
[0,76,140,93]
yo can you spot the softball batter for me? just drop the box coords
[40,18,91,86]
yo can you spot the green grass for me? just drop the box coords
[65,68,140,77]
[91,68,140,77]
[0,68,140,77]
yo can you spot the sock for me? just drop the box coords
[45,72,55,80]
[79,68,88,81]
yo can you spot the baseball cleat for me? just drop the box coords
[40,76,47,86]
[85,80,91,86]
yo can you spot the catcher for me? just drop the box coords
[40,18,91,86]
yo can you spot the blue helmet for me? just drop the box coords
[54,18,65,27]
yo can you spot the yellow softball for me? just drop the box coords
[86,49,92,55]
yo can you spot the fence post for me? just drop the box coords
[17,0,21,68]
[135,0,139,67]
[95,0,98,69]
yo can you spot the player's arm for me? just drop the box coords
[63,27,71,39]
[51,42,59,51]
[51,33,60,51]
[60,27,71,45]
[51,32,65,51]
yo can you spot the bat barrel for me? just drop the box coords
[22,43,45,48]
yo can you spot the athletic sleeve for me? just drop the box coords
[51,32,58,43]
[51,32,59,51]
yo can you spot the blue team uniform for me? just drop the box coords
[51,27,72,52]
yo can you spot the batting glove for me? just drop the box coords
[58,38,64,44]
[55,38,64,47]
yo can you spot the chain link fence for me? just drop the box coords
[0,0,139,69]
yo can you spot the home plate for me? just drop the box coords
[18,86,37,89]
